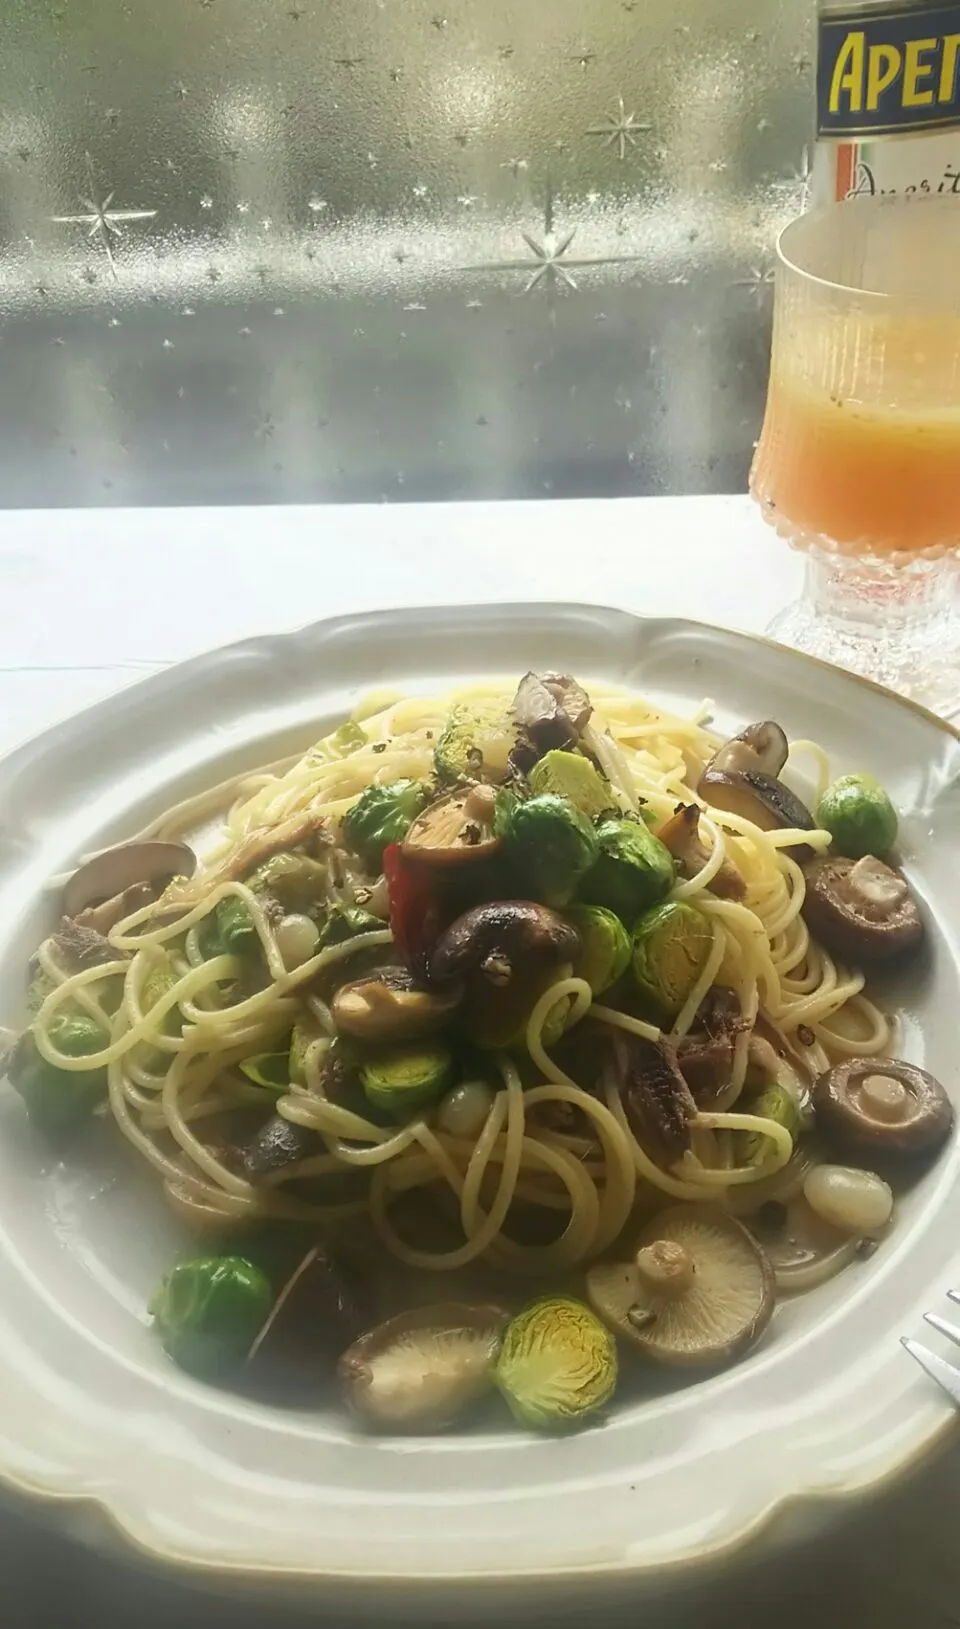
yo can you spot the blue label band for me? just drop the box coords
[817,1,960,135]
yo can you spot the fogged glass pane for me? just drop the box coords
[0,0,814,504]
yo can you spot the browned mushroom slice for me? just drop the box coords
[402,786,499,865]
[511,671,592,755]
[698,721,814,858]
[813,1056,953,1159]
[332,965,461,1042]
[338,1302,508,1430]
[657,804,745,901]
[63,840,196,920]
[243,1113,321,1181]
[610,1031,697,1164]
[586,1205,774,1367]
[802,855,923,965]
[710,721,789,778]
[51,916,119,970]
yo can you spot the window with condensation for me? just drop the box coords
[0,0,814,506]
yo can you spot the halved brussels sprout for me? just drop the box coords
[360,1038,455,1120]
[739,1081,800,1165]
[494,1297,617,1430]
[581,818,675,924]
[210,892,257,956]
[566,904,631,995]
[150,1254,274,1379]
[239,1052,291,1090]
[816,773,898,862]
[529,750,613,819]
[631,900,713,1018]
[247,851,329,911]
[495,791,599,908]
[341,780,429,869]
[434,700,516,784]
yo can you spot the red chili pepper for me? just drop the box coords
[382,843,440,981]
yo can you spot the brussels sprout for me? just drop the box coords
[317,902,383,949]
[247,851,328,911]
[342,780,429,868]
[631,901,713,1018]
[150,1254,274,1379]
[494,1297,618,1430]
[331,721,368,756]
[359,1038,454,1121]
[739,1081,800,1166]
[239,1052,290,1090]
[141,964,183,1033]
[434,700,514,784]
[566,904,631,995]
[816,773,898,862]
[210,893,257,956]
[494,791,599,908]
[7,1012,109,1138]
[580,818,675,923]
[528,750,613,819]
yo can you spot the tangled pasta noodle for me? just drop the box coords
[30,680,891,1274]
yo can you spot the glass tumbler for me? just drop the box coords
[751,198,960,718]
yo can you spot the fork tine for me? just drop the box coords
[924,1312,960,1349]
[946,1289,960,1307]
[902,1337,960,1406]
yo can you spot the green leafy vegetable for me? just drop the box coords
[318,903,384,949]
[246,851,328,911]
[631,900,713,1017]
[239,1052,291,1090]
[341,780,429,868]
[495,791,599,908]
[210,893,257,956]
[150,1255,273,1378]
[580,818,675,923]
[816,773,898,861]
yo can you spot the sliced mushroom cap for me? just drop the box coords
[744,1194,862,1292]
[710,721,789,778]
[247,1244,369,1389]
[63,840,196,920]
[699,767,815,853]
[586,1204,774,1368]
[337,1302,508,1430]
[802,856,924,965]
[402,786,499,865]
[332,964,461,1042]
[814,1056,953,1158]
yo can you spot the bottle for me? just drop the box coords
[810,0,960,204]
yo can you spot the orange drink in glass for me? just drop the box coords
[752,199,960,714]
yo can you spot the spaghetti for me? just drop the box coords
[27,677,893,1277]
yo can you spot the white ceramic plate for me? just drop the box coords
[0,604,959,1611]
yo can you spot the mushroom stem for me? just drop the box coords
[481,952,513,986]
[860,1073,910,1123]
[634,1240,695,1299]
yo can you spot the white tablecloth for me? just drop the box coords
[1,494,956,1629]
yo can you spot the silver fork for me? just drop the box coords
[902,1290,960,1405]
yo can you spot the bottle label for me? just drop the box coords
[817,1,960,137]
